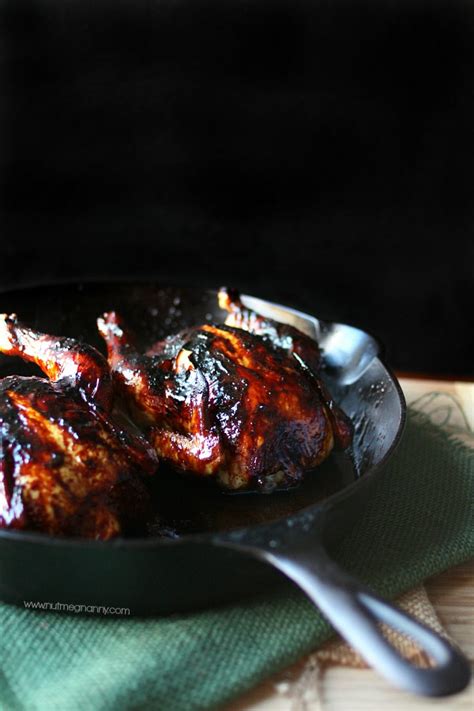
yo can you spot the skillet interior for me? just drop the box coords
[0,281,405,539]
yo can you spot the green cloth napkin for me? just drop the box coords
[1,399,473,711]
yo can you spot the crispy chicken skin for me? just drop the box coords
[98,291,352,491]
[0,315,157,538]
[218,287,353,450]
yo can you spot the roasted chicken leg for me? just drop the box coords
[0,315,157,538]
[98,291,352,491]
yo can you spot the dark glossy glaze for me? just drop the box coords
[98,289,353,491]
[0,315,157,538]
[218,287,352,449]
[0,313,114,410]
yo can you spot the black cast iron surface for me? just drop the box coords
[0,282,469,696]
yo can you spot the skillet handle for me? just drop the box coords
[264,543,471,697]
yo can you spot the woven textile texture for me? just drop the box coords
[0,395,473,711]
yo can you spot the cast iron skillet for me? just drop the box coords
[0,282,470,697]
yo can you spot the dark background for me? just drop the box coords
[1,0,473,375]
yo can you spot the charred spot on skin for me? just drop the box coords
[83,457,97,471]
[49,451,64,468]
[1,439,16,506]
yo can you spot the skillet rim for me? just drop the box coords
[0,281,407,550]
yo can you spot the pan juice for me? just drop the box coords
[147,449,357,538]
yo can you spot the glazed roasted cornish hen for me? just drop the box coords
[0,314,157,538]
[98,290,352,491]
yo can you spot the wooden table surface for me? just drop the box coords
[228,377,474,711]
